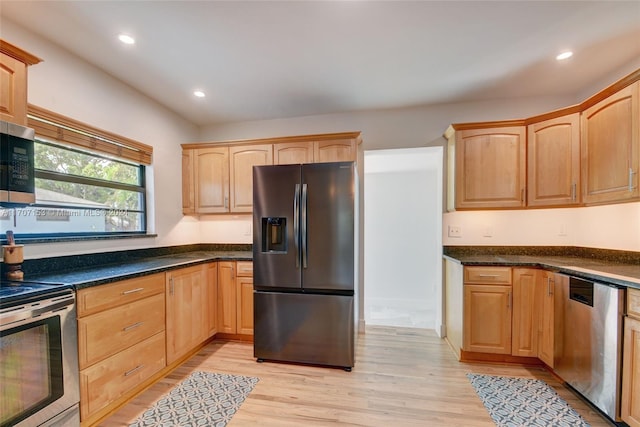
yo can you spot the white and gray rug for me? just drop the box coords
[467,373,590,427]
[129,371,259,427]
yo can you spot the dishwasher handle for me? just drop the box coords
[569,277,594,307]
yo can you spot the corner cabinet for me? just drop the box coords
[0,39,42,125]
[453,125,526,209]
[182,132,361,215]
[527,113,581,207]
[511,268,538,357]
[581,81,639,205]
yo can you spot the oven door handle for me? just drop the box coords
[0,295,74,329]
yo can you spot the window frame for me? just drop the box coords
[0,105,153,242]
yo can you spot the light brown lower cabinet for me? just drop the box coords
[622,288,640,427]
[76,273,166,422]
[217,260,254,337]
[463,283,512,354]
[79,332,165,421]
[511,268,538,357]
[236,261,254,335]
[536,271,557,367]
[462,267,541,358]
[166,264,209,365]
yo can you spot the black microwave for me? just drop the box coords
[0,120,35,204]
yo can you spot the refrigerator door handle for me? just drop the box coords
[294,184,300,269]
[301,183,308,269]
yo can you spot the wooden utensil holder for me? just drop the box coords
[3,245,24,280]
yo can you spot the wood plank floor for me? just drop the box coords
[101,326,613,426]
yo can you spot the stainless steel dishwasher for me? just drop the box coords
[554,276,624,421]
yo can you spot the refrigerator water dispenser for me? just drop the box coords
[262,217,287,252]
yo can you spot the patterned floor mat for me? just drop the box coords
[467,373,590,427]
[129,371,259,427]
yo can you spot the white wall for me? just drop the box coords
[364,148,443,330]
[2,20,202,259]
[443,202,640,251]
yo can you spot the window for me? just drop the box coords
[0,105,152,240]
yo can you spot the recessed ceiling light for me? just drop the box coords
[193,90,206,98]
[556,51,573,61]
[118,34,135,45]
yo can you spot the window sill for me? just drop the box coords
[4,233,158,245]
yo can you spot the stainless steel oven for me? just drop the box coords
[0,284,80,427]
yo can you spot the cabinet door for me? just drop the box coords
[166,265,208,364]
[274,142,314,165]
[622,315,640,427]
[455,126,526,209]
[528,114,581,207]
[217,261,236,334]
[463,284,512,354]
[236,276,254,335]
[194,147,230,213]
[182,149,195,214]
[0,52,28,125]
[229,144,273,212]
[207,263,218,337]
[581,81,639,204]
[511,269,538,357]
[537,271,556,367]
[314,139,356,163]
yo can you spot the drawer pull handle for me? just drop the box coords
[123,322,143,332]
[124,364,144,377]
[478,274,500,278]
[122,287,144,295]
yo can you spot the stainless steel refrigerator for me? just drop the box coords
[253,161,356,370]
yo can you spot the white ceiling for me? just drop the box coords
[2,1,640,127]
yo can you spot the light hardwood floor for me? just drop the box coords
[101,326,613,426]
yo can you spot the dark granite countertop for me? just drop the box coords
[26,250,252,289]
[444,251,640,289]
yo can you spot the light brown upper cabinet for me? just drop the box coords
[314,138,357,163]
[182,150,195,214]
[229,144,273,213]
[274,141,314,165]
[447,68,640,211]
[193,147,230,214]
[182,132,361,214]
[527,113,581,207]
[454,126,526,209]
[581,81,639,205]
[0,40,42,125]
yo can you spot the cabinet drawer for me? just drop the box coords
[236,261,253,277]
[464,266,512,284]
[77,273,165,317]
[628,288,640,319]
[78,293,165,369]
[79,332,166,421]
